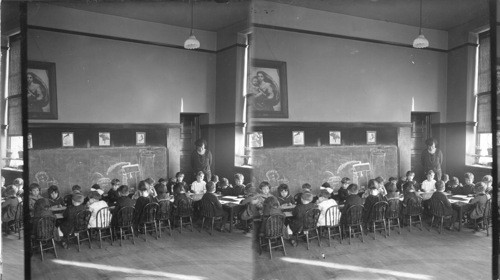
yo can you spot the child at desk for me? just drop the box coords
[155,184,170,203]
[217,178,233,196]
[420,170,436,193]
[88,191,109,228]
[111,185,135,229]
[401,182,421,215]
[201,182,228,231]
[317,189,338,228]
[259,196,284,236]
[295,183,318,205]
[167,172,184,194]
[482,175,493,196]
[232,173,246,196]
[29,183,42,217]
[106,178,121,206]
[289,193,317,247]
[398,171,418,194]
[60,194,87,249]
[277,183,294,206]
[363,180,384,224]
[47,185,64,207]
[31,198,56,237]
[191,171,207,195]
[466,182,489,228]
[385,182,399,199]
[13,178,23,200]
[64,185,82,207]
[461,172,475,195]
[337,177,350,205]
[133,181,154,231]
[429,181,456,230]
[445,177,462,195]
[2,185,19,233]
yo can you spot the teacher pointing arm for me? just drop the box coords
[191,139,212,182]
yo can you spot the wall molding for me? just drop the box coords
[253,23,447,53]
[432,121,476,127]
[251,121,412,129]
[28,122,181,129]
[201,122,246,128]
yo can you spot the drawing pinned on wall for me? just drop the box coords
[248,132,263,148]
[139,149,156,180]
[370,148,387,179]
[329,131,341,145]
[366,131,377,144]
[292,131,304,146]
[99,132,111,146]
[27,133,33,149]
[34,171,58,193]
[352,162,371,189]
[265,169,289,192]
[136,132,146,145]
[62,132,74,147]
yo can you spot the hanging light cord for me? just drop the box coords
[419,0,423,35]
[190,0,194,36]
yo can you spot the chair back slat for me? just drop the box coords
[74,210,92,231]
[96,207,112,228]
[142,203,159,223]
[117,206,135,227]
[386,199,400,219]
[324,205,341,226]
[178,199,193,217]
[200,199,215,218]
[406,198,422,216]
[264,214,285,238]
[157,200,171,220]
[15,202,23,220]
[345,205,364,226]
[303,208,321,230]
[429,199,445,217]
[484,198,492,220]
[36,216,56,241]
[369,201,388,221]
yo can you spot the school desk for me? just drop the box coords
[220,196,244,232]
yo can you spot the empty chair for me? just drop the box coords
[67,210,92,252]
[367,201,388,239]
[403,198,423,232]
[138,202,159,241]
[475,199,492,236]
[95,207,113,248]
[259,214,286,259]
[14,202,24,240]
[116,206,135,245]
[294,208,321,250]
[343,205,364,244]
[32,216,58,261]
[157,200,172,237]
[385,198,401,235]
[429,199,453,234]
[324,205,342,246]
[199,199,224,235]
[174,199,193,233]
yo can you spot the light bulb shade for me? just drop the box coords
[184,34,200,49]
[413,34,429,48]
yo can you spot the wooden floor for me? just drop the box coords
[29,222,252,280]
[254,220,492,280]
[2,232,25,280]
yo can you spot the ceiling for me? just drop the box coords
[46,0,488,32]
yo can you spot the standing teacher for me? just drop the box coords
[191,138,212,182]
[421,138,443,181]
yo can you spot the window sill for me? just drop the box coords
[235,164,253,169]
[465,164,492,170]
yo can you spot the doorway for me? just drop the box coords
[410,113,431,182]
[180,114,201,183]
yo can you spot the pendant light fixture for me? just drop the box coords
[184,0,200,50]
[412,0,429,49]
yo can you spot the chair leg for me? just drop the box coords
[316,229,321,247]
[76,234,81,252]
[397,218,401,234]
[52,239,58,258]
[268,238,273,259]
[39,241,44,261]
[327,228,332,247]
[305,231,310,250]
[200,217,205,233]
[87,230,92,249]
[348,226,352,245]
[360,225,364,243]
[419,215,423,231]
[143,224,147,242]
[210,218,214,235]
[259,237,263,255]
[383,219,387,238]
[99,229,103,249]
[110,228,113,245]
[387,219,391,236]
[180,217,183,233]
[131,226,135,245]
[408,216,412,232]
[338,226,342,244]
[281,236,287,256]
[190,217,194,232]
[372,222,376,240]
[429,216,434,231]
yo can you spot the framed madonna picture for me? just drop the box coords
[247,59,288,118]
[27,61,58,119]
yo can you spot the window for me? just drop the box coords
[474,30,492,166]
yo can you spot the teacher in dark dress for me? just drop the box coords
[191,139,212,182]
[420,138,443,181]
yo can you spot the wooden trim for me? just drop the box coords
[201,122,246,128]
[251,121,412,129]
[217,43,247,53]
[253,23,447,53]
[448,42,479,52]
[431,121,476,127]
[28,25,216,54]
[28,122,180,129]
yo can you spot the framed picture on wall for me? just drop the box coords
[247,59,288,118]
[329,131,341,145]
[27,133,33,149]
[27,61,58,119]
[366,131,377,144]
[99,132,111,146]
[293,131,304,146]
[248,132,263,148]
[62,132,74,147]
[136,132,146,145]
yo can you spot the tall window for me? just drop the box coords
[474,30,491,166]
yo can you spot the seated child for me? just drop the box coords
[482,175,493,196]
[145,178,158,197]
[256,181,274,200]
[47,185,64,207]
[90,184,104,196]
[398,171,418,194]
[276,183,294,206]
[295,183,318,205]
[232,173,246,196]
[60,194,87,248]
[420,170,436,192]
[375,176,388,197]
[217,178,234,196]
[363,180,384,223]
[190,171,207,195]
[200,182,228,231]
[259,196,284,236]
[445,177,462,194]
[429,180,456,230]
[64,185,82,207]
[111,185,135,228]
[87,191,109,228]
[317,189,339,227]
[133,181,154,230]
[13,178,24,200]
[340,184,364,226]
[461,172,475,195]
[239,185,261,222]
[385,182,399,199]
[155,184,170,203]
[337,177,350,205]
[320,182,334,195]
[2,185,19,233]
[441,174,450,185]
[210,174,220,190]
[29,183,42,217]
[106,178,121,206]
[289,193,318,246]
[167,172,184,194]
[402,182,421,213]
[467,182,489,224]
[31,198,56,236]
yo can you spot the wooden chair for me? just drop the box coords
[116,206,135,246]
[403,198,423,232]
[68,210,92,252]
[474,198,492,236]
[294,208,321,250]
[293,193,302,205]
[324,205,342,246]
[138,202,159,241]
[32,216,58,261]
[385,198,401,235]
[95,207,113,248]
[157,200,172,237]
[199,199,224,235]
[14,201,24,240]
[259,214,286,259]
[174,199,194,233]
[343,205,364,244]
[428,199,452,234]
[367,201,388,239]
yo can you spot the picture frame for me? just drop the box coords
[292,131,304,146]
[99,132,111,146]
[61,132,74,147]
[27,133,33,149]
[367,131,377,144]
[247,59,288,118]
[27,61,58,119]
[248,132,263,148]
[329,131,341,145]
[136,132,146,145]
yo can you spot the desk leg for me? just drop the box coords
[458,206,463,231]
[229,207,234,233]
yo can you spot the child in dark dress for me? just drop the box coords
[111,185,135,229]
[31,198,56,238]
[60,194,87,248]
[47,185,64,207]
[2,186,19,233]
[289,192,317,247]
[276,183,294,206]
[340,183,364,226]
[363,180,384,224]
[337,177,350,205]
[29,183,43,217]
[259,196,284,236]
[106,178,121,206]
[133,181,154,231]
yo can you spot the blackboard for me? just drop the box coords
[29,146,167,195]
[252,145,398,195]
